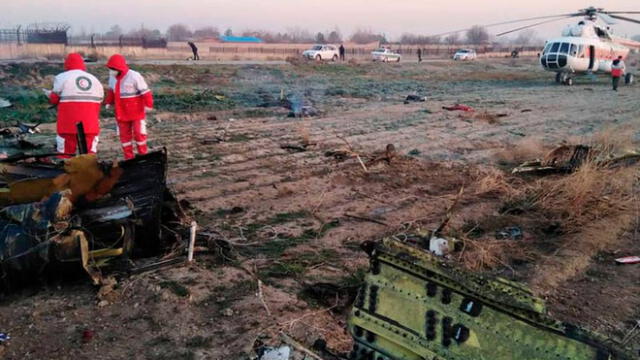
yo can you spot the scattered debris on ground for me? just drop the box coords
[403,94,427,104]
[443,104,475,112]
[0,98,11,108]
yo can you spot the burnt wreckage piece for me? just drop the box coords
[0,151,176,291]
[347,238,635,360]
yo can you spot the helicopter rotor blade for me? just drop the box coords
[604,11,640,15]
[431,13,579,37]
[607,14,640,25]
[495,17,575,37]
[598,13,618,25]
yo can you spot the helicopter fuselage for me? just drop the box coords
[540,36,630,75]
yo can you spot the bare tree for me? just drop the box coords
[514,29,539,45]
[167,24,192,41]
[350,28,387,44]
[400,33,441,45]
[315,32,326,43]
[128,27,162,39]
[286,27,314,43]
[104,25,122,39]
[327,29,342,43]
[466,25,489,44]
[193,26,219,40]
[444,33,459,45]
[224,28,233,37]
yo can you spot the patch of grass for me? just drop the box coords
[206,280,255,308]
[146,336,172,347]
[227,133,252,142]
[0,86,56,124]
[159,280,190,297]
[154,89,235,113]
[250,219,340,259]
[185,336,213,348]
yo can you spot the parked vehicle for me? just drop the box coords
[453,49,477,60]
[371,48,402,62]
[302,45,339,61]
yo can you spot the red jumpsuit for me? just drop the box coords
[104,54,154,160]
[49,53,103,157]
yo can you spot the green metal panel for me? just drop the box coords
[347,238,634,360]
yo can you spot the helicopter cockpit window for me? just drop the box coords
[559,43,569,54]
[577,44,585,58]
[569,44,578,56]
[543,43,552,54]
[550,42,560,53]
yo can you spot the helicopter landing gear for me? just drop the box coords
[625,73,634,85]
[556,72,573,86]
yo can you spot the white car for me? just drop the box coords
[453,49,477,61]
[371,48,401,62]
[302,45,339,61]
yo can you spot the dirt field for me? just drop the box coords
[1,58,640,359]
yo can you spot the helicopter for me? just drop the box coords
[436,7,640,86]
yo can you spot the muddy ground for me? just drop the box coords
[1,58,640,359]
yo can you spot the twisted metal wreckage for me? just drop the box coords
[0,145,186,292]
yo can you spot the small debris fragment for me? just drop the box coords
[429,237,450,256]
[0,333,9,343]
[82,329,94,343]
[259,346,291,360]
[443,104,475,112]
[615,256,640,265]
[0,98,11,109]
[221,308,234,317]
[281,144,309,153]
[495,226,523,240]
[404,95,427,104]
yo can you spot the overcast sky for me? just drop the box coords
[2,0,639,39]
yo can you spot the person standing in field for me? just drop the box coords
[611,56,625,91]
[188,41,200,60]
[104,54,154,160]
[417,48,423,63]
[339,44,345,61]
[44,53,103,158]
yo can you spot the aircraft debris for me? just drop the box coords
[288,105,318,118]
[0,98,11,108]
[615,256,640,265]
[347,237,636,359]
[512,144,640,175]
[257,345,291,360]
[0,333,9,343]
[0,151,185,292]
[404,94,427,104]
[280,144,311,153]
[443,104,475,112]
[495,226,523,240]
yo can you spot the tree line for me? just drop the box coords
[84,24,541,45]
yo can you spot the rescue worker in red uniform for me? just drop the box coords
[45,53,103,157]
[104,54,154,160]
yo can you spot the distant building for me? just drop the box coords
[219,36,264,43]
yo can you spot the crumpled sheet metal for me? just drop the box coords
[0,192,66,279]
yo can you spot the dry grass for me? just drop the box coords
[493,137,548,165]
[458,129,640,285]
